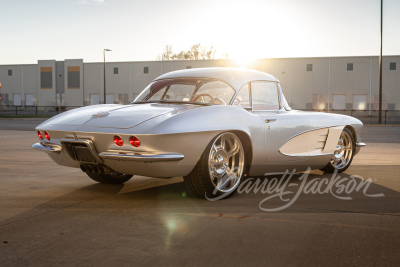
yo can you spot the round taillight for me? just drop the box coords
[114,136,123,146]
[44,131,50,141]
[129,136,140,147]
[37,131,43,140]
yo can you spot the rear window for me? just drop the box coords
[134,78,236,105]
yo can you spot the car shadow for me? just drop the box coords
[0,183,124,225]
[114,170,400,215]
[2,166,399,226]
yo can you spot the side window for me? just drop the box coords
[233,83,251,107]
[251,81,280,110]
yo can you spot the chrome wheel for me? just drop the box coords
[208,132,245,193]
[330,130,353,170]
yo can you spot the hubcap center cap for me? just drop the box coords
[334,145,344,159]
[213,150,228,174]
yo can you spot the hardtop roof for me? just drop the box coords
[154,67,278,90]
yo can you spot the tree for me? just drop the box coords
[156,45,173,61]
[157,44,220,60]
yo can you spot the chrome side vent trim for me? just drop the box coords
[315,129,329,152]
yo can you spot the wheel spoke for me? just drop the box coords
[217,174,231,190]
[230,156,236,171]
[225,136,233,151]
[211,143,218,154]
[220,136,226,150]
[334,157,339,165]
[210,168,217,177]
[226,138,240,158]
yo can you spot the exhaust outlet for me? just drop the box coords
[80,165,86,173]
[82,164,112,175]
[86,165,93,173]
[92,165,99,174]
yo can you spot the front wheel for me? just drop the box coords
[321,128,355,173]
[184,132,245,199]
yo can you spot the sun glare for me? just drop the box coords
[232,53,257,68]
[234,57,256,68]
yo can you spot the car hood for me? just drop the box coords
[45,103,203,129]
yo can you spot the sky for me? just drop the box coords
[1,0,399,65]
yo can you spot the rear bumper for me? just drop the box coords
[355,142,366,155]
[32,142,184,162]
[99,152,184,162]
[32,142,62,153]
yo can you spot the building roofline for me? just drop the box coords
[1,55,399,66]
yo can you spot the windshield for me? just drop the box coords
[133,78,236,105]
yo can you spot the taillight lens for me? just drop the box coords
[129,136,140,147]
[114,136,123,146]
[44,131,50,140]
[37,131,43,140]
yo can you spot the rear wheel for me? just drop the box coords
[184,132,245,199]
[86,171,133,184]
[321,128,355,173]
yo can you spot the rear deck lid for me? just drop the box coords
[50,103,201,129]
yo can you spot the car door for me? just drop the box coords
[250,81,310,163]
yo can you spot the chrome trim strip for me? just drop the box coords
[356,142,366,147]
[32,142,62,153]
[60,138,104,163]
[278,150,333,157]
[99,152,184,162]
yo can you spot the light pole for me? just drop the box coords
[103,49,112,104]
[378,0,383,124]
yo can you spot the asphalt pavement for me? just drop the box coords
[0,121,399,266]
[0,118,47,131]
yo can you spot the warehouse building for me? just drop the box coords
[0,56,399,114]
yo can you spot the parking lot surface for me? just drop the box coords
[0,122,399,266]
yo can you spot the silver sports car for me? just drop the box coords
[33,67,366,199]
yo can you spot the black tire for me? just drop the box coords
[321,128,355,173]
[183,132,245,200]
[86,171,133,184]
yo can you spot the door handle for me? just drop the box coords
[265,119,277,123]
